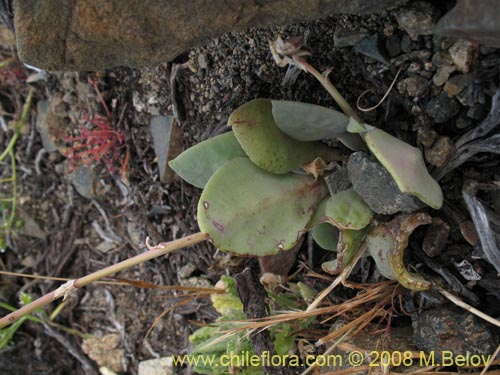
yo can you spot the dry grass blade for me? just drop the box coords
[438,287,500,328]
[480,342,500,375]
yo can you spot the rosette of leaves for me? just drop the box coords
[169,98,440,290]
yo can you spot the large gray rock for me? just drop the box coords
[14,0,405,71]
[435,0,500,48]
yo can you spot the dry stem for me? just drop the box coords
[0,232,208,329]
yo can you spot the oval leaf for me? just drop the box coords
[325,189,373,230]
[169,132,246,188]
[272,100,365,151]
[228,99,339,174]
[198,158,328,255]
[348,119,443,209]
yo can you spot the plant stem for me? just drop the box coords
[295,57,362,123]
[0,232,209,329]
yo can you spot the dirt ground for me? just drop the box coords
[1,1,499,374]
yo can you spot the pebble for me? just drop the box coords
[417,127,437,148]
[432,51,453,67]
[422,218,450,257]
[449,39,474,73]
[397,76,428,97]
[459,220,479,246]
[400,34,412,53]
[424,136,455,167]
[443,73,470,97]
[354,34,389,64]
[425,92,460,123]
[81,334,125,373]
[396,1,436,40]
[347,152,424,215]
[333,27,367,47]
[432,65,456,87]
[413,306,497,362]
[197,53,208,69]
[138,357,173,375]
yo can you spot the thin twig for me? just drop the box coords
[0,232,208,328]
[438,287,500,328]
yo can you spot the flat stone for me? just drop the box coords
[434,0,500,48]
[149,115,183,184]
[449,39,474,73]
[396,1,436,40]
[413,306,497,362]
[14,0,405,71]
[347,152,424,215]
[67,164,96,200]
[417,127,438,148]
[425,92,460,123]
[138,357,173,375]
[354,34,390,64]
[334,27,368,47]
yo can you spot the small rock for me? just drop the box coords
[180,277,212,288]
[449,39,474,73]
[396,2,436,40]
[81,334,125,374]
[432,51,454,67]
[354,34,389,64]
[347,152,424,215]
[385,34,401,57]
[178,263,197,279]
[333,27,367,47]
[422,218,450,257]
[413,306,497,362]
[400,34,412,53]
[397,76,428,97]
[324,166,351,196]
[35,100,58,152]
[138,357,173,375]
[443,73,470,97]
[459,220,479,246]
[67,165,96,200]
[454,259,482,281]
[424,136,454,167]
[425,92,460,123]
[432,65,456,87]
[197,53,208,69]
[132,91,146,112]
[417,127,438,148]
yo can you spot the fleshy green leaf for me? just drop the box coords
[228,99,340,174]
[169,132,246,188]
[271,100,349,140]
[271,100,365,151]
[312,223,339,251]
[198,158,327,255]
[365,212,432,291]
[348,119,443,209]
[325,189,373,230]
